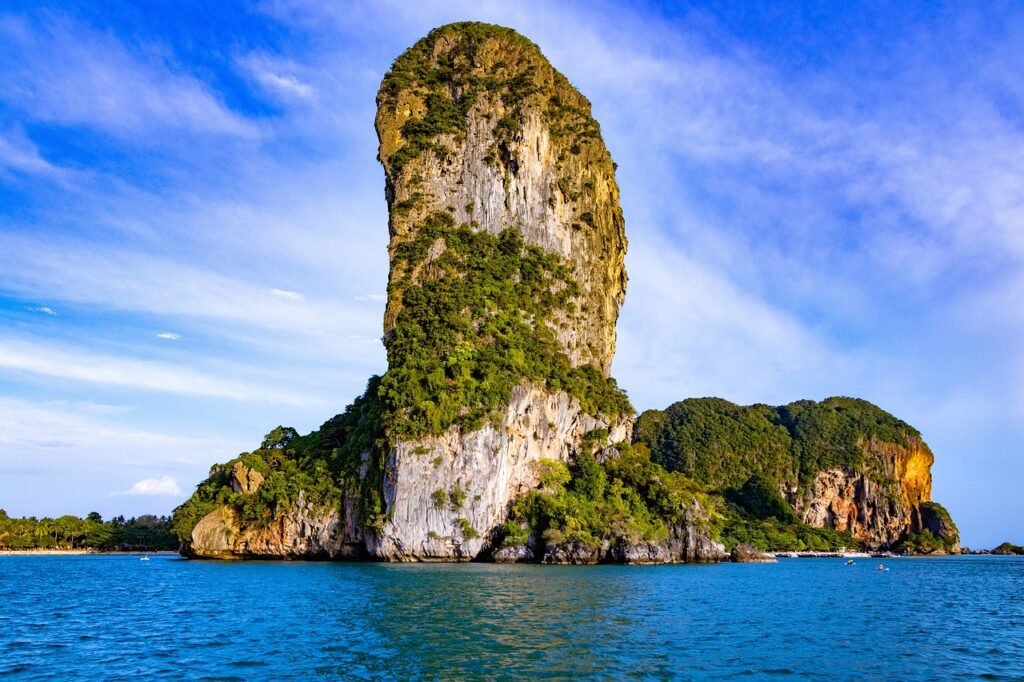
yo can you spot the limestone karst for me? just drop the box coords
[172,22,958,562]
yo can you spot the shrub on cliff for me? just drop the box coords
[381,212,631,438]
[717,474,857,552]
[501,444,719,551]
[899,530,957,554]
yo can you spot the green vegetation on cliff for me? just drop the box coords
[0,510,176,551]
[499,443,719,551]
[632,397,925,552]
[171,378,390,541]
[634,398,794,490]
[498,443,859,554]
[897,501,960,554]
[898,530,955,554]
[379,23,537,172]
[171,212,633,542]
[634,396,920,490]
[719,476,857,552]
[379,22,596,174]
[383,211,631,436]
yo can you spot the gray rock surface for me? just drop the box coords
[367,383,630,561]
[730,544,777,563]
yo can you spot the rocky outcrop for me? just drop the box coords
[492,544,536,563]
[607,519,727,564]
[187,492,367,560]
[991,542,1024,555]
[367,383,630,561]
[177,24,958,564]
[540,518,726,565]
[358,22,640,561]
[794,436,935,549]
[910,500,961,553]
[376,22,626,374]
[730,544,777,563]
[635,397,956,551]
[182,23,679,564]
[229,462,264,495]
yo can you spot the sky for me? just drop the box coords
[0,1,1021,548]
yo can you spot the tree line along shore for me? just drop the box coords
[0,509,177,551]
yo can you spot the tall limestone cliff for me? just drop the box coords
[172,23,724,564]
[368,23,633,560]
[375,23,627,374]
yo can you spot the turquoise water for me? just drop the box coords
[0,555,1021,680]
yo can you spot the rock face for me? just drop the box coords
[229,461,264,495]
[360,22,636,561]
[795,436,933,549]
[367,384,630,561]
[187,491,366,560]
[536,508,726,565]
[376,22,626,374]
[730,544,777,563]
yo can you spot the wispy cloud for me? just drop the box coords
[0,336,314,405]
[0,233,379,340]
[0,398,231,464]
[239,52,317,101]
[0,14,258,139]
[0,128,62,177]
[271,288,305,300]
[615,236,834,408]
[29,305,58,316]
[156,332,182,340]
[117,476,182,496]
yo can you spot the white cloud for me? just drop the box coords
[615,236,834,409]
[30,306,57,315]
[156,332,182,340]
[0,398,228,466]
[238,52,317,101]
[119,476,182,496]
[264,72,316,99]
[0,129,61,177]
[271,288,305,300]
[0,17,258,139]
[0,336,315,405]
[0,232,380,341]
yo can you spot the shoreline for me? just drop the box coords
[0,549,179,556]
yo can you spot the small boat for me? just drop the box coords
[140,555,150,561]
[845,559,855,565]
[876,563,889,572]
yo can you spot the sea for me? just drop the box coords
[0,554,1021,680]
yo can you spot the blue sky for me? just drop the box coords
[1,1,1021,548]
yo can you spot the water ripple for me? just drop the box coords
[0,555,1021,679]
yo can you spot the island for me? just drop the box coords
[171,22,960,563]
